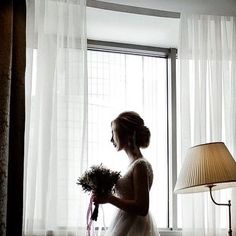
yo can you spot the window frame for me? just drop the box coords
[87,39,179,232]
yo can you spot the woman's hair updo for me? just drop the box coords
[113,111,151,148]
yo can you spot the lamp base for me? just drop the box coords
[208,185,232,236]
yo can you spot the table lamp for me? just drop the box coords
[175,142,236,236]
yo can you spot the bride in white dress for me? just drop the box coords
[93,111,160,236]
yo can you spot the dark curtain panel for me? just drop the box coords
[0,0,26,236]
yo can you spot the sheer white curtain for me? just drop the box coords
[178,14,236,236]
[23,0,88,235]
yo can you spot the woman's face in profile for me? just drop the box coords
[111,122,123,151]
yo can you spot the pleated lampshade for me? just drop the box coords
[175,142,236,194]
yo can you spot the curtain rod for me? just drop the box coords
[86,0,180,19]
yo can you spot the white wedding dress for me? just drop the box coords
[105,158,160,236]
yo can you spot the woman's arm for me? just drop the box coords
[94,162,150,216]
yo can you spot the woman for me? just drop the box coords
[93,111,160,236]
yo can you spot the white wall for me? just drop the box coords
[87,0,236,48]
[101,0,236,16]
[87,7,180,48]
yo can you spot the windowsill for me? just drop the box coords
[26,227,182,236]
[159,229,182,236]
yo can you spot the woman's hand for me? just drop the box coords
[92,193,112,205]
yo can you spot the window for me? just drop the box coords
[30,42,178,232]
[86,42,177,229]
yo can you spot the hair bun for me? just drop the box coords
[136,125,150,148]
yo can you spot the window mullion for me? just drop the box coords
[167,48,178,230]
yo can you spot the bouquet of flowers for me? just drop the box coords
[77,164,121,221]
